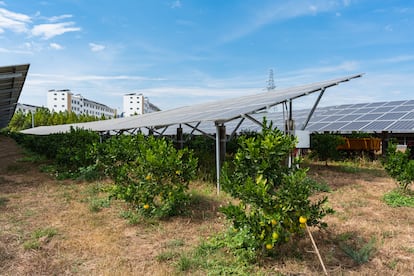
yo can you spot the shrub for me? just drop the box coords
[383,142,414,191]
[310,133,345,165]
[107,135,198,218]
[220,122,334,256]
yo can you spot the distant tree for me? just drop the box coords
[310,133,345,166]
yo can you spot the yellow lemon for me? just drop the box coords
[272,232,279,240]
[265,243,273,250]
[299,216,307,224]
[145,174,152,181]
[271,219,277,225]
[143,204,150,209]
[300,223,306,229]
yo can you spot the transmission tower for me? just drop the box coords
[267,69,276,91]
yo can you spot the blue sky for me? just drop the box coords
[1,0,414,112]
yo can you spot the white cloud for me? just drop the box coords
[31,21,80,39]
[0,7,31,33]
[89,42,105,52]
[48,14,73,22]
[49,42,63,50]
[0,47,32,54]
[220,0,343,44]
[171,0,182,9]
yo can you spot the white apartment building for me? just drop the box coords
[47,89,117,118]
[15,103,43,114]
[123,93,160,117]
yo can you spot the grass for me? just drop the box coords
[383,189,414,207]
[1,145,414,275]
[23,227,58,250]
[339,236,377,265]
[0,197,9,207]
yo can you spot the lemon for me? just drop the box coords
[272,232,279,240]
[265,243,273,250]
[145,174,152,181]
[143,204,150,209]
[299,216,307,224]
[300,223,306,229]
[271,219,277,225]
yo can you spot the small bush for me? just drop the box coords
[220,121,334,258]
[108,134,198,219]
[384,142,414,191]
[340,236,377,264]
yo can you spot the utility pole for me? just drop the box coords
[267,68,276,91]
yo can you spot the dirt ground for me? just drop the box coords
[0,135,413,275]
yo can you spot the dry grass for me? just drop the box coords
[1,136,413,275]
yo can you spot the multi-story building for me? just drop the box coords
[47,89,117,118]
[15,103,44,114]
[123,93,160,117]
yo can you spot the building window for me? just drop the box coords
[54,105,57,107]
[54,98,57,100]
[54,93,57,96]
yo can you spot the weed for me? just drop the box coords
[23,227,58,250]
[119,210,142,225]
[23,240,40,250]
[165,239,185,248]
[387,259,398,270]
[32,227,58,239]
[0,197,9,207]
[340,236,377,264]
[176,255,193,271]
[88,198,111,212]
[383,189,414,207]
[156,250,180,262]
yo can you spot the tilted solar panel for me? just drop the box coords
[362,121,394,131]
[378,112,406,120]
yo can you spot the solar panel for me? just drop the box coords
[378,112,406,120]
[351,108,376,114]
[393,105,414,112]
[372,106,394,113]
[402,112,414,120]
[307,122,329,131]
[321,122,347,131]
[366,102,386,107]
[402,100,414,105]
[337,114,361,121]
[335,109,353,115]
[387,120,414,131]
[351,103,369,108]
[362,121,394,131]
[320,115,343,122]
[383,101,405,106]
[22,74,363,135]
[340,121,370,131]
[356,113,382,121]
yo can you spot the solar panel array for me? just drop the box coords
[0,64,30,129]
[232,99,414,134]
[21,74,362,135]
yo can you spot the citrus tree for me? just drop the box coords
[104,134,198,218]
[384,142,414,191]
[220,123,334,255]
